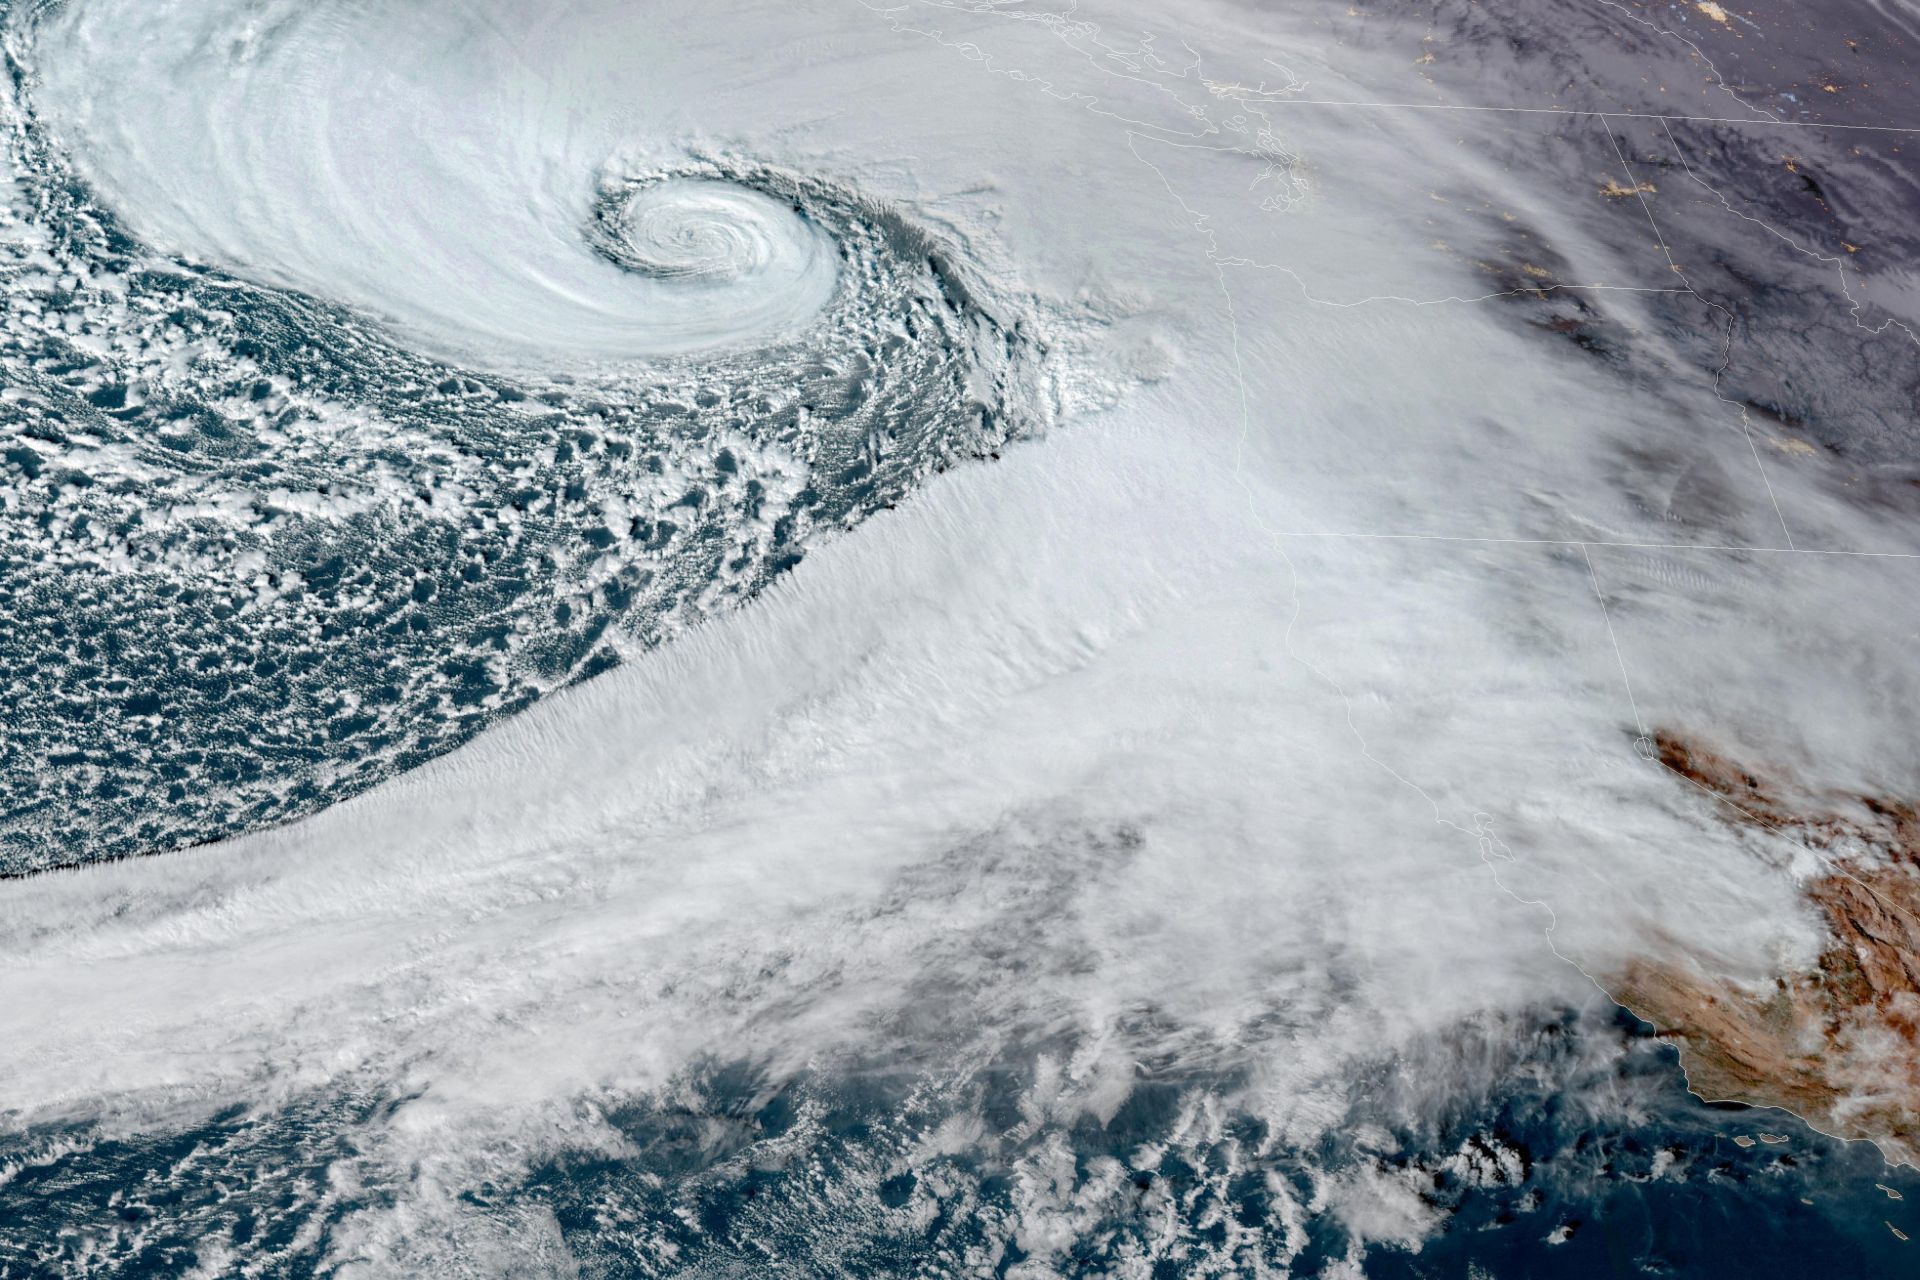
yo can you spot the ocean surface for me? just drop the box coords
[4,0,1920,1274]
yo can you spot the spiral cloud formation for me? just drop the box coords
[594,176,833,290]
[7,0,1920,1275]
[0,3,1061,871]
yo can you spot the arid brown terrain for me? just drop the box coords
[1616,732,1920,1166]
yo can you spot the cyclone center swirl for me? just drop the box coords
[590,176,822,286]
[0,14,1057,873]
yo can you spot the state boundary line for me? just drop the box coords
[1258,97,1920,136]
[1264,529,1920,561]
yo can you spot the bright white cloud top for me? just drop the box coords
[4,0,1920,1273]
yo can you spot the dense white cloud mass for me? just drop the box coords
[5,0,1920,1272]
[30,0,858,365]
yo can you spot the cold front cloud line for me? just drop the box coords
[4,0,1920,1274]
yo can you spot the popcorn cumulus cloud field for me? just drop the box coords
[3,0,1920,1274]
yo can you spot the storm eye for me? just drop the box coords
[591,177,822,285]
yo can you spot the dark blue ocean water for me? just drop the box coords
[2,1010,1914,1277]
[7,0,1920,1273]
[0,27,1040,874]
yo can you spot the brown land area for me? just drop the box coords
[1614,731,1920,1166]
